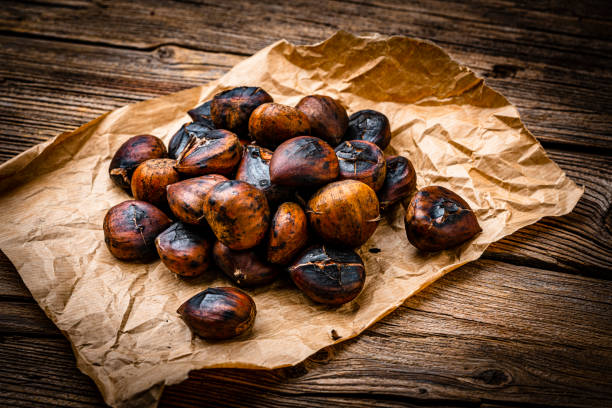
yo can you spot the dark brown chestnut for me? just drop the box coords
[177,287,256,340]
[378,155,417,211]
[405,186,482,252]
[203,180,270,250]
[187,100,215,127]
[269,136,339,187]
[174,129,242,177]
[103,200,172,262]
[213,241,280,287]
[335,140,387,191]
[295,95,348,146]
[288,245,366,305]
[307,180,380,248]
[248,103,311,148]
[155,223,211,277]
[168,122,214,160]
[131,158,180,209]
[211,86,273,138]
[344,109,391,150]
[267,202,309,265]
[109,135,167,193]
[166,174,228,226]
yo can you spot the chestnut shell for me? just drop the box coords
[404,186,482,252]
[295,95,348,146]
[109,135,167,192]
[289,245,366,305]
[177,287,256,340]
[211,86,273,138]
[168,122,214,160]
[378,155,417,210]
[174,129,242,177]
[166,174,228,226]
[267,202,309,265]
[248,103,311,148]
[335,140,387,191]
[344,109,391,150]
[187,100,215,127]
[155,222,211,277]
[213,241,280,287]
[131,158,180,209]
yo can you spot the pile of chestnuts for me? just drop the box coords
[104,86,482,340]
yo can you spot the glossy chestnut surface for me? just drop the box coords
[248,103,311,148]
[344,109,391,150]
[296,95,348,146]
[211,86,273,138]
[131,158,180,209]
[109,135,167,192]
[404,186,482,252]
[378,155,417,210]
[168,122,214,160]
[167,174,228,226]
[174,129,242,177]
[289,245,366,305]
[335,140,386,191]
[213,241,280,287]
[155,222,211,277]
[267,202,309,265]
[187,100,215,127]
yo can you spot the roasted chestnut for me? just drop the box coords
[405,186,482,252]
[166,174,228,226]
[269,136,339,187]
[177,287,256,340]
[344,109,391,150]
[307,180,380,248]
[109,135,167,193]
[295,95,348,146]
[211,86,273,138]
[174,129,242,177]
[248,103,311,148]
[289,245,366,306]
[335,140,386,191]
[235,145,294,207]
[203,180,270,250]
[103,200,172,262]
[168,122,214,160]
[155,223,211,277]
[131,158,180,209]
[187,100,215,127]
[267,202,309,265]
[213,241,280,287]
[378,155,417,210]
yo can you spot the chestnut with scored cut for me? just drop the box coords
[269,136,339,187]
[103,200,172,262]
[335,140,387,191]
[131,158,180,209]
[174,129,242,177]
[177,287,256,340]
[345,109,391,150]
[378,155,417,211]
[248,103,311,148]
[308,180,380,248]
[167,174,228,226]
[289,245,366,305]
[213,241,280,287]
[211,86,273,138]
[168,122,214,160]
[187,100,215,127]
[155,222,211,277]
[296,95,348,146]
[267,202,309,265]
[404,186,482,252]
[109,135,167,193]
[203,180,270,250]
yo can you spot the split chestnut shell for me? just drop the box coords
[295,95,348,146]
[211,86,273,138]
[378,155,417,210]
[155,223,211,277]
[335,140,386,191]
[166,174,228,226]
[267,202,309,265]
[168,122,214,160]
[248,103,311,148]
[174,129,242,177]
[213,241,280,287]
[109,135,167,192]
[344,109,391,150]
[131,158,180,209]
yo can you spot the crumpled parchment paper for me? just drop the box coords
[0,31,583,407]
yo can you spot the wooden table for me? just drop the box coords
[1,1,611,407]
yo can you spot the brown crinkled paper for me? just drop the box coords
[0,31,582,407]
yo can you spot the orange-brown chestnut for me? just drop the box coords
[203,180,270,250]
[168,122,214,160]
[213,241,280,287]
[166,174,228,226]
[296,95,348,146]
[177,287,256,340]
[103,200,172,262]
[174,129,242,177]
[155,222,211,277]
[335,140,386,191]
[211,86,273,138]
[131,158,180,209]
[307,180,380,248]
[404,186,482,252]
[269,136,339,187]
[248,103,311,148]
[109,135,167,193]
[344,109,391,150]
[267,202,309,265]
[378,155,417,211]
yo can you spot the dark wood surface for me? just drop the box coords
[0,1,610,407]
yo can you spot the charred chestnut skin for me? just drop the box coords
[289,245,366,305]
[335,140,387,191]
[174,129,242,177]
[168,122,214,160]
[296,95,348,146]
[213,241,280,287]
[378,155,417,210]
[103,200,172,262]
[405,186,482,252]
[345,110,391,150]
[109,135,167,192]
[177,287,256,340]
[248,103,311,148]
[211,86,273,138]
[203,180,270,251]
[131,159,180,209]
[187,100,215,127]
[269,136,339,187]
[308,180,380,248]
[267,202,309,265]
[155,223,211,277]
